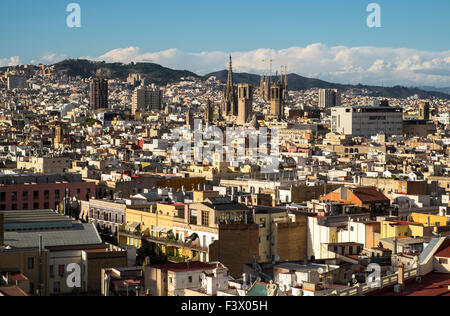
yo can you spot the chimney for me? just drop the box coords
[0,212,4,246]
[393,237,398,255]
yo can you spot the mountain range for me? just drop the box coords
[205,70,450,100]
[3,59,450,99]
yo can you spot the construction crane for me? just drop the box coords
[262,58,273,83]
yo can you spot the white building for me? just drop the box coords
[331,105,403,138]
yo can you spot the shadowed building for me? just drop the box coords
[90,78,108,110]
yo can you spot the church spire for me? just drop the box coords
[226,55,234,91]
[222,55,237,118]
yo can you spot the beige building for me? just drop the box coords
[145,262,227,296]
[17,157,71,173]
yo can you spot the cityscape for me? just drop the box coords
[0,0,450,302]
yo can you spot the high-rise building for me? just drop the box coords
[270,83,284,119]
[7,75,26,90]
[89,78,108,110]
[319,89,341,108]
[221,56,238,120]
[132,85,163,114]
[237,84,253,125]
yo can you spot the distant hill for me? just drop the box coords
[205,70,450,99]
[419,86,450,95]
[52,59,200,84]
[2,59,450,99]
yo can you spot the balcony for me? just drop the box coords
[119,230,209,253]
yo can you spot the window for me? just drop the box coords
[33,191,39,200]
[439,258,448,265]
[50,265,54,278]
[11,192,17,201]
[55,190,60,200]
[27,258,34,270]
[23,191,28,200]
[201,211,209,226]
[53,281,61,293]
[188,276,193,283]
[44,190,49,200]
[58,265,65,277]
[23,203,28,210]
[189,210,198,225]
[33,203,39,210]
[169,277,173,284]
[0,192,5,202]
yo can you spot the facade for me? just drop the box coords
[321,186,391,217]
[237,83,253,125]
[331,105,403,138]
[7,75,26,90]
[132,85,163,114]
[319,89,341,108]
[145,262,227,296]
[0,209,130,296]
[17,157,71,174]
[270,83,284,119]
[0,173,96,211]
[89,78,108,110]
[80,199,127,237]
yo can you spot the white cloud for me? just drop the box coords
[89,44,450,87]
[30,53,68,65]
[7,43,450,87]
[0,56,20,67]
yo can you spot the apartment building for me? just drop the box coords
[331,105,403,138]
[0,173,96,211]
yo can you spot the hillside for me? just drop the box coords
[52,59,200,84]
[205,70,450,99]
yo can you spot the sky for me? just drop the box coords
[1,0,450,87]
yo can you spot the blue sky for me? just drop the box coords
[1,0,449,87]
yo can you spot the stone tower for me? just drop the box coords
[270,83,284,119]
[221,56,238,120]
[237,84,253,125]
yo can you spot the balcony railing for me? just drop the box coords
[119,230,208,253]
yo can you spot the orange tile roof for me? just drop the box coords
[351,187,390,203]
[435,246,450,258]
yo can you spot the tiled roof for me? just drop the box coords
[351,187,390,203]
[151,262,219,273]
[0,285,29,296]
[435,246,450,258]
